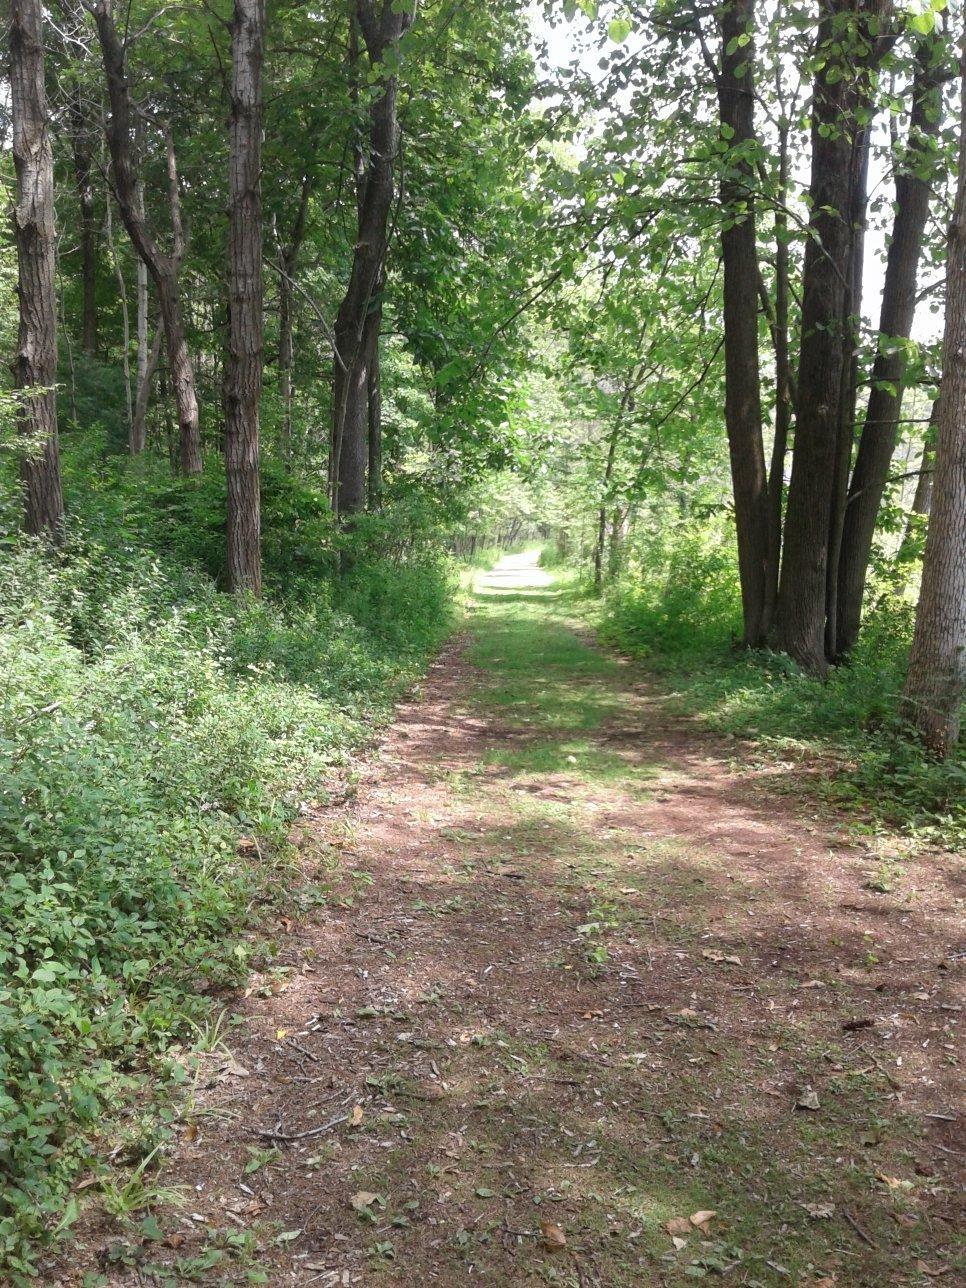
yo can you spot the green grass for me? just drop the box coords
[589,522,966,850]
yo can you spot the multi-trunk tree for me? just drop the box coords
[775,0,893,675]
[835,28,950,657]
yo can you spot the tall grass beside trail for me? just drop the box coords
[0,447,454,1279]
[595,515,966,848]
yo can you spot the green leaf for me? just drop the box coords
[607,17,632,43]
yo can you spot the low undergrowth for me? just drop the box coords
[0,446,454,1279]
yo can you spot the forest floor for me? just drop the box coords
[55,553,962,1287]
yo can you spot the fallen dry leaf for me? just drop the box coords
[689,1210,716,1231]
[539,1220,567,1250]
[915,1263,950,1279]
[671,1235,688,1251]
[796,1088,821,1111]
[702,949,742,966]
[350,1191,380,1212]
[803,1202,835,1219]
[350,1104,364,1127]
[665,1216,691,1237]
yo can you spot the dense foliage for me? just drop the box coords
[1,0,965,1277]
[0,436,452,1275]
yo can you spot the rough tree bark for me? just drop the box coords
[10,0,64,538]
[900,61,966,756]
[834,34,947,656]
[776,0,891,674]
[90,0,201,475]
[332,0,411,518]
[224,0,265,594]
[717,0,771,647]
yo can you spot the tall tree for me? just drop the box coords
[10,0,64,539]
[224,0,265,594]
[716,0,771,646]
[88,0,202,475]
[776,0,891,674]
[900,60,966,757]
[834,32,948,656]
[332,0,412,518]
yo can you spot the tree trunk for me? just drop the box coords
[104,197,133,434]
[764,108,792,633]
[91,0,201,475]
[825,114,873,657]
[134,127,152,446]
[278,267,295,459]
[68,90,98,357]
[224,0,265,595]
[366,299,383,509]
[900,62,966,756]
[10,0,64,539]
[910,436,936,519]
[834,35,947,656]
[717,0,770,647]
[332,0,411,519]
[776,0,890,675]
[131,324,163,455]
[276,173,312,462]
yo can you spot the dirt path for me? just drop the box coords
[64,553,962,1286]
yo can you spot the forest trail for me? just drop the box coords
[72,553,961,1286]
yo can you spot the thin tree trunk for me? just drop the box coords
[910,437,936,519]
[900,61,966,756]
[104,198,133,436]
[366,299,383,509]
[131,324,163,455]
[276,173,312,462]
[717,0,770,647]
[764,106,792,634]
[91,0,201,475]
[224,0,265,595]
[68,89,98,357]
[135,125,151,434]
[594,420,620,592]
[10,0,64,539]
[776,0,891,675]
[332,0,411,519]
[278,268,295,459]
[835,35,947,655]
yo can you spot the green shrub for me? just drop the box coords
[0,449,453,1276]
[599,516,741,656]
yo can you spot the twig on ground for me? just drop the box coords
[842,1209,876,1247]
[255,1112,348,1143]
